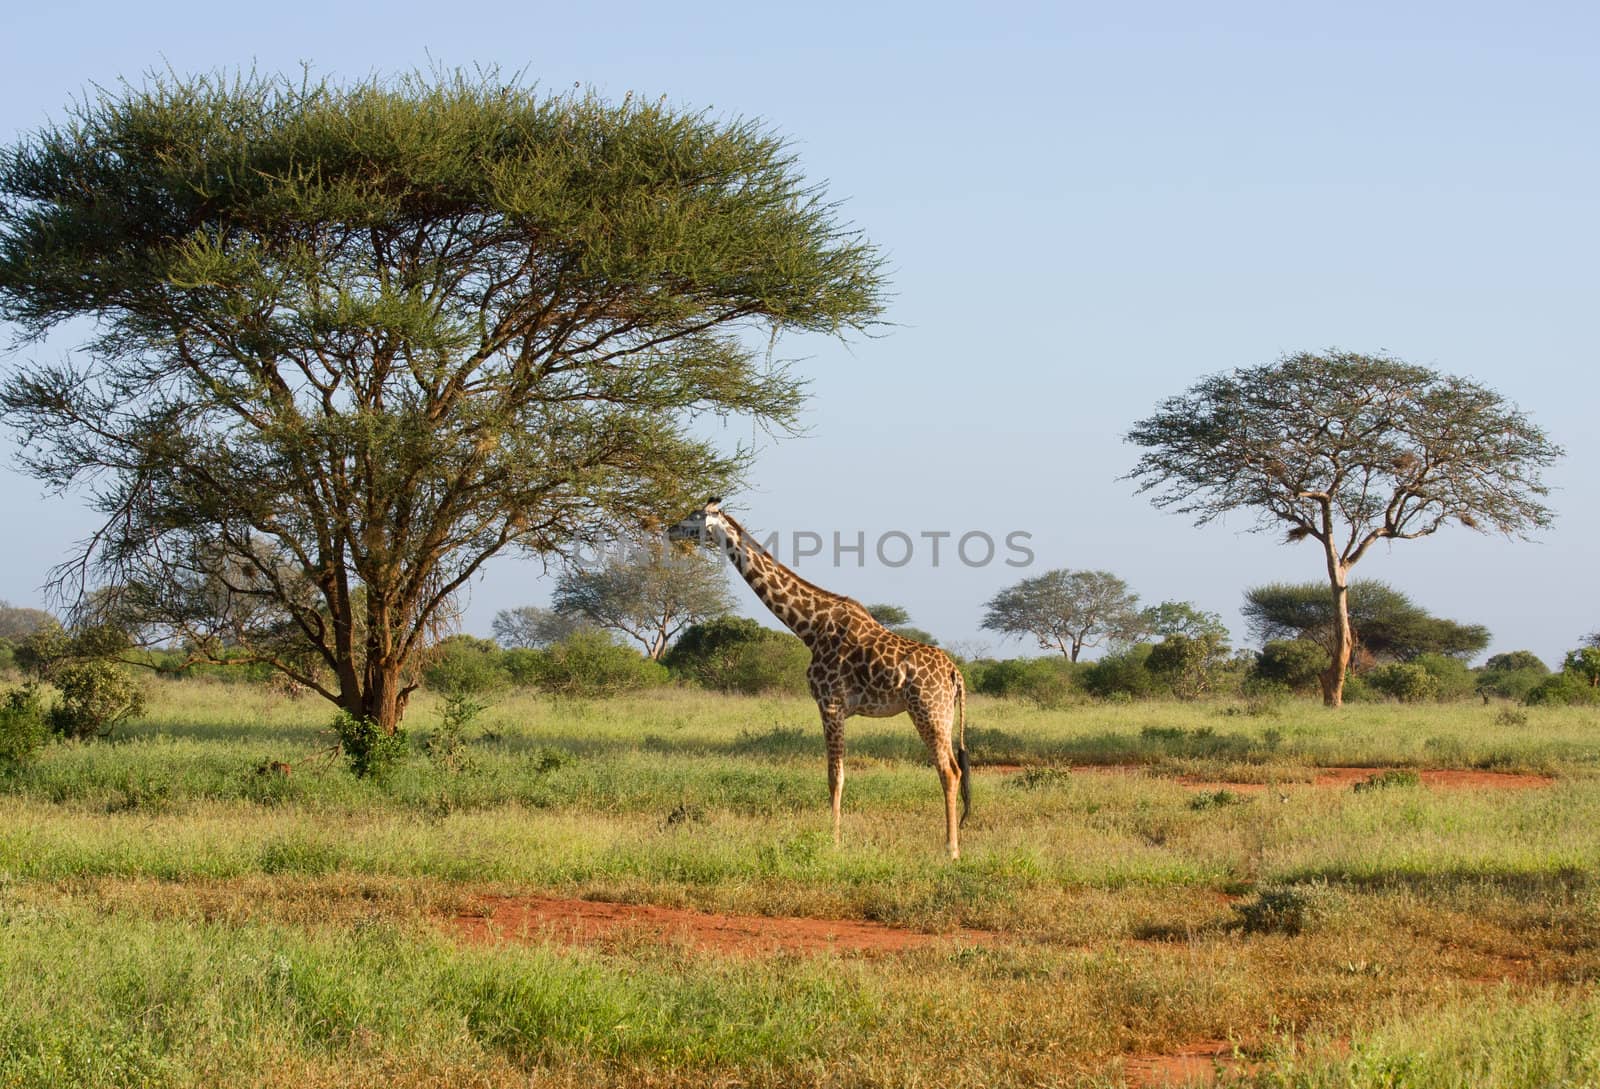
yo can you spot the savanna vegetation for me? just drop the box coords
[0,66,1591,1089]
[0,661,1597,1087]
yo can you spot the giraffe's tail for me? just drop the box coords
[954,666,971,826]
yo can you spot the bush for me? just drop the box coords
[0,684,47,767]
[1081,644,1156,700]
[48,661,146,739]
[1352,768,1421,792]
[422,634,507,695]
[664,617,807,695]
[1365,662,1439,703]
[14,624,146,739]
[969,657,1078,708]
[1525,673,1600,707]
[1411,653,1476,701]
[330,711,409,779]
[1477,666,1550,703]
[1145,634,1228,700]
[1251,639,1328,694]
[1232,883,1345,936]
[523,630,669,697]
[1482,650,1548,674]
[723,634,810,696]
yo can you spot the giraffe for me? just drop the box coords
[669,499,971,859]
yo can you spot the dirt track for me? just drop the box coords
[451,894,997,957]
[986,764,1555,792]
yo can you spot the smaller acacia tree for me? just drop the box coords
[1243,580,1489,665]
[865,603,938,645]
[980,569,1144,661]
[1127,351,1560,707]
[490,606,590,650]
[1141,600,1229,641]
[552,538,733,660]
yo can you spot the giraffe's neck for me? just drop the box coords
[711,513,841,646]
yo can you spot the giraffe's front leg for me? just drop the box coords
[820,706,846,846]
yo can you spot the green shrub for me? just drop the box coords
[1365,662,1439,703]
[723,634,809,696]
[422,634,507,695]
[970,657,1078,708]
[1476,666,1550,702]
[1190,789,1249,811]
[1232,883,1345,936]
[1081,644,1156,700]
[1410,653,1476,700]
[664,617,806,695]
[1251,639,1328,694]
[1008,765,1074,790]
[1494,706,1529,728]
[1145,634,1231,700]
[1525,672,1600,707]
[0,683,48,767]
[524,630,669,697]
[48,661,146,739]
[1562,646,1600,688]
[1352,768,1421,792]
[330,711,409,779]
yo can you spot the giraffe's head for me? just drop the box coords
[666,497,729,544]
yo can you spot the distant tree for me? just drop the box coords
[1242,580,1489,667]
[1482,651,1548,675]
[491,606,591,650]
[1141,600,1229,642]
[980,569,1144,661]
[553,539,734,660]
[866,602,938,646]
[1565,647,1600,688]
[1473,649,1549,702]
[865,603,911,627]
[1126,351,1560,706]
[0,71,883,733]
[0,603,58,643]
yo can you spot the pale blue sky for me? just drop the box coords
[1,2,1595,663]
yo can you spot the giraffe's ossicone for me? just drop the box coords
[669,499,970,859]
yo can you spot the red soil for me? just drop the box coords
[449,894,996,957]
[984,764,1554,792]
[1124,1040,1243,1087]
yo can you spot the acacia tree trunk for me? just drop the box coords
[1320,563,1353,708]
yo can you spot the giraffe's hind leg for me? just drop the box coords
[820,706,846,845]
[909,700,961,861]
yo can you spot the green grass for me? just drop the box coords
[0,678,1597,1086]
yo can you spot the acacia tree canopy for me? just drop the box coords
[980,569,1144,661]
[1127,350,1560,706]
[1140,600,1229,642]
[1242,580,1490,663]
[865,602,938,646]
[0,70,884,730]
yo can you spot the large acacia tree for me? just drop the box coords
[1127,351,1560,706]
[0,71,883,731]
